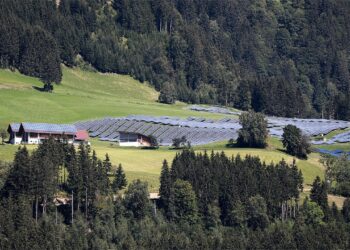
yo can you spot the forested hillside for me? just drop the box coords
[1,0,350,119]
[1,141,350,249]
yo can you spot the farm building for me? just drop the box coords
[119,132,151,147]
[7,122,89,145]
[75,130,90,144]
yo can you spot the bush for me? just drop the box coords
[172,136,188,149]
[147,135,159,149]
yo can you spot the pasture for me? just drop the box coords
[0,67,223,128]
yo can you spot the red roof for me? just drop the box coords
[75,130,89,141]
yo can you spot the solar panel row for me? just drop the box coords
[74,114,350,146]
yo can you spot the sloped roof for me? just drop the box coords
[8,123,20,133]
[21,122,77,134]
[75,130,89,140]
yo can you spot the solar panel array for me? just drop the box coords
[267,117,350,142]
[22,122,77,134]
[75,115,350,146]
[188,105,350,145]
[312,130,350,145]
[75,116,238,146]
[316,149,350,160]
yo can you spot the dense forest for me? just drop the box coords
[1,0,350,119]
[1,140,350,249]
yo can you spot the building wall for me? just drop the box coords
[119,141,142,147]
[10,133,22,144]
[24,132,74,144]
[118,132,151,147]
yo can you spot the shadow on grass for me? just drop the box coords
[32,86,45,92]
[141,146,159,150]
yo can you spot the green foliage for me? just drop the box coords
[148,135,159,149]
[237,111,268,148]
[123,179,152,220]
[166,149,303,227]
[1,140,350,249]
[159,160,172,218]
[226,200,246,228]
[171,179,198,224]
[310,176,328,214]
[1,0,350,119]
[0,129,7,145]
[246,195,269,230]
[172,136,188,149]
[282,125,311,159]
[302,198,324,225]
[343,198,350,223]
[321,154,350,197]
[158,82,176,104]
[112,164,127,193]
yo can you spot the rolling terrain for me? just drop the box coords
[0,67,336,196]
[0,66,224,128]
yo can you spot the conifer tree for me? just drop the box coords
[103,154,112,173]
[96,160,109,195]
[310,176,328,213]
[246,195,269,229]
[159,160,172,218]
[112,164,127,193]
[172,179,198,224]
[342,198,350,223]
[2,147,32,197]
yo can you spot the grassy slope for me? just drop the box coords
[0,67,223,128]
[0,68,332,193]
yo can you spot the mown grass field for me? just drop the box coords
[0,67,224,128]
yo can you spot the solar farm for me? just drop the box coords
[75,115,240,146]
[75,114,350,146]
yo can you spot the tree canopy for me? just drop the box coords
[282,124,311,159]
[236,111,268,148]
[1,0,350,119]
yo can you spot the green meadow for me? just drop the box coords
[0,66,224,128]
[0,67,343,193]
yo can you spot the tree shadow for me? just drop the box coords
[32,85,53,92]
[276,148,288,154]
[32,86,45,92]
